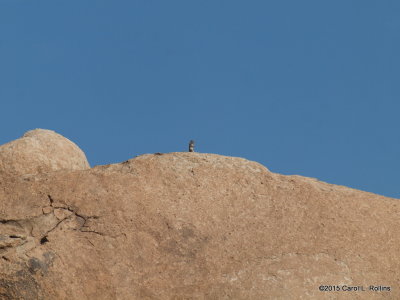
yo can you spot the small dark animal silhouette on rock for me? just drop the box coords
[189,140,195,152]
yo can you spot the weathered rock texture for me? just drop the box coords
[0,131,399,299]
[0,129,89,178]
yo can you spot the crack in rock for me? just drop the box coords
[0,195,103,258]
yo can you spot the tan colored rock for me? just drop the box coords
[0,129,89,178]
[0,150,399,299]
[53,208,72,220]
[42,206,53,214]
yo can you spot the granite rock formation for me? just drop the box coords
[0,129,89,178]
[0,130,398,299]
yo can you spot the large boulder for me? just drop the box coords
[0,149,398,299]
[0,129,90,178]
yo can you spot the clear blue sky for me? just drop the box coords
[1,1,399,198]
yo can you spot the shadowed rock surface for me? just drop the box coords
[0,130,399,299]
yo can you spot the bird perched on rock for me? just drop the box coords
[189,140,195,152]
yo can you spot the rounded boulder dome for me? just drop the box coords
[0,129,90,177]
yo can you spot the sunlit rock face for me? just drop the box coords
[0,131,398,299]
[0,129,89,178]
